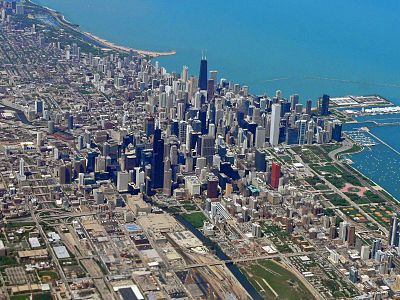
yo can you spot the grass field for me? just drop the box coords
[362,205,392,228]
[325,193,349,207]
[181,212,207,228]
[241,259,315,300]
[38,270,59,281]
[314,164,343,175]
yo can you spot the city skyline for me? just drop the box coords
[0,1,399,300]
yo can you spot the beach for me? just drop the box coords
[30,0,176,58]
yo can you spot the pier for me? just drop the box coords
[367,131,400,156]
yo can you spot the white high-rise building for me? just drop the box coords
[208,123,215,138]
[181,65,188,82]
[360,245,370,260]
[255,126,266,148]
[19,158,25,178]
[117,171,131,192]
[269,103,281,146]
[252,223,262,238]
[78,173,85,187]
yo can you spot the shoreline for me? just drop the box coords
[28,0,176,58]
[82,31,176,57]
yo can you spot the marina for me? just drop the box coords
[344,131,377,147]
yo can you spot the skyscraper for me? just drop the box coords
[255,126,266,148]
[270,162,281,189]
[306,99,312,115]
[163,159,172,196]
[332,121,343,142]
[389,213,399,247]
[209,70,218,83]
[198,135,215,166]
[347,225,356,247]
[68,114,74,130]
[19,158,25,178]
[371,240,382,258]
[290,94,299,111]
[35,99,43,114]
[207,79,215,101]
[198,54,208,91]
[297,120,307,145]
[144,116,155,137]
[181,65,188,82]
[319,94,330,116]
[151,128,164,189]
[207,175,219,198]
[339,221,348,242]
[269,103,281,146]
[255,149,267,172]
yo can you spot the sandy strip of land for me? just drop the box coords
[83,31,176,57]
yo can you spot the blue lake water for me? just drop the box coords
[33,0,400,199]
[344,116,400,199]
[34,0,400,102]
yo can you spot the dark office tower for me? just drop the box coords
[286,127,299,145]
[86,151,99,173]
[255,149,267,172]
[59,163,72,184]
[198,55,208,90]
[189,132,201,151]
[290,94,299,111]
[371,239,382,258]
[171,120,179,137]
[332,122,343,142]
[151,128,164,189]
[199,135,215,165]
[389,213,399,247]
[306,99,312,115]
[68,115,74,130]
[237,110,245,128]
[73,158,86,178]
[144,116,155,137]
[207,79,215,101]
[207,175,219,198]
[347,225,356,247]
[198,108,207,134]
[154,127,161,142]
[35,99,43,114]
[319,94,330,116]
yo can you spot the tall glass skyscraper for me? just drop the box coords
[198,54,208,91]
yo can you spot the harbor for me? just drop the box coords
[344,130,377,147]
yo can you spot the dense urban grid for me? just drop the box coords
[1,1,400,300]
